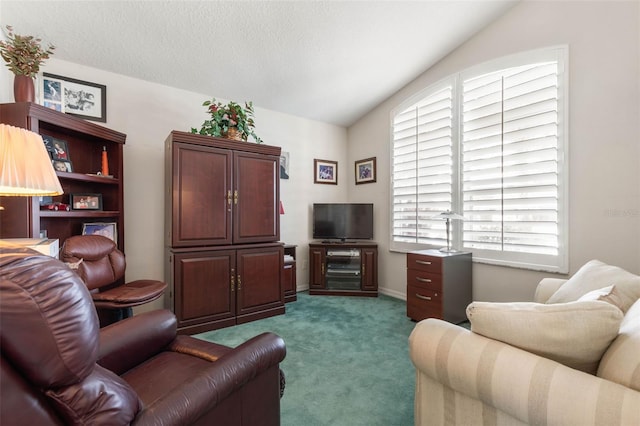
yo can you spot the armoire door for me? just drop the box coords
[169,142,232,247]
[232,151,279,244]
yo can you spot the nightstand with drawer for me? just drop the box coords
[406,250,472,324]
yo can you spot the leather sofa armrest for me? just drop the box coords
[534,277,568,303]
[409,319,640,425]
[98,310,177,374]
[132,332,286,426]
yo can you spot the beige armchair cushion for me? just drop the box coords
[546,260,640,312]
[597,299,640,391]
[466,300,623,374]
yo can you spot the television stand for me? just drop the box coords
[308,241,378,297]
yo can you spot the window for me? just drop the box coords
[391,47,568,273]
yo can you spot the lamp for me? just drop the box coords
[0,124,63,196]
[434,210,463,253]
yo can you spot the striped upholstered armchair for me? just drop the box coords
[410,260,640,425]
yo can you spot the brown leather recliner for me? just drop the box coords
[0,243,286,426]
[60,234,167,326]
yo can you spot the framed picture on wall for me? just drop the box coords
[280,151,290,179]
[314,159,338,185]
[355,157,376,184]
[42,73,107,122]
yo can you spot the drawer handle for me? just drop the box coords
[415,260,432,265]
[416,277,432,283]
[415,293,434,301]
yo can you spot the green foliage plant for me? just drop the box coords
[0,25,55,77]
[191,98,263,143]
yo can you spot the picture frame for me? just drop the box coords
[314,159,338,185]
[42,135,71,161]
[71,193,103,210]
[42,73,107,122]
[82,222,117,244]
[355,157,377,185]
[52,159,73,173]
[40,75,63,112]
[280,151,290,180]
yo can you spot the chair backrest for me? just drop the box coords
[0,242,141,425]
[60,235,126,291]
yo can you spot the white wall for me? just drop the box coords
[349,0,640,301]
[0,59,349,311]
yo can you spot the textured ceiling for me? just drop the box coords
[0,0,517,127]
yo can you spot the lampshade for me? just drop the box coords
[279,200,285,215]
[434,210,464,221]
[0,124,63,196]
[433,210,464,253]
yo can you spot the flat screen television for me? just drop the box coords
[313,203,374,241]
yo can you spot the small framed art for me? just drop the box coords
[355,157,377,185]
[280,151,290,179]
[82,222,117,244]
[314,159,338,185]
[42,135,71,161]
[42,73,107,122]
[52,159,73,173]
[71,193,103,210]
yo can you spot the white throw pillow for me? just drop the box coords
[577,285,624,311]
[466,300,623,374]
[546,260,640,312]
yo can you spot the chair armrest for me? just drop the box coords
[132,332,286,426]
[409,319,640,425]
[98,310,177,374]
[533,277,567,303]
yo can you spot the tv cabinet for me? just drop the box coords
[164,131,284,333]
[308,241,378,297]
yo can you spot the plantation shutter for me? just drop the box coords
[389,47,567,272]
[391,83,453,249]
[461,60,563,264]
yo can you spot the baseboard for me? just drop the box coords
[297,285,406,301]
[378,287,406,301]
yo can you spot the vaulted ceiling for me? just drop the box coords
[1,1,518,127]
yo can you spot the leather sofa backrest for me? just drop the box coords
[0,243,141,424]
[60,234,126,290]
[0,247,98,386]
[1,357,64,425]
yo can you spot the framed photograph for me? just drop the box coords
[42,73,107,122]
[82,222,117,244]
[314,159,338,185]
[355,157,377,185]
[43,135,70,161]
[52,159,73,173]
[71,193,103,210]
[40,74,64,112]
[280,151,290,180]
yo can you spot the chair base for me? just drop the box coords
[98,307,133,327]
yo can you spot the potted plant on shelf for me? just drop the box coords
[0,25,55,103]
[191,98,263,143]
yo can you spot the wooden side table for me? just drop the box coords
[406,250,472,324]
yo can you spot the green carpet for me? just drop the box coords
[195,292,417,426]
